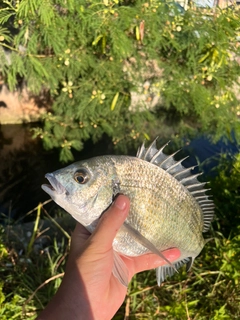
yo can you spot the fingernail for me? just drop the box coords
[114,195,127,210]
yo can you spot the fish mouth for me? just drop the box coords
[41,173,66,196]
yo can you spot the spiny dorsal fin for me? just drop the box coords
[136,138,214,233]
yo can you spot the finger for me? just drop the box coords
[72,222,91,242]
[126,248,181,277]
[69,223,91,254]
[90,195,130,251]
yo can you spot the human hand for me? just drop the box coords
[37,195,180,320]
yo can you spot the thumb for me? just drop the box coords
[90,195,130,250]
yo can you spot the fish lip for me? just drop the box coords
[41,173,66,195]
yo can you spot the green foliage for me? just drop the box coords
[0,283,29,320]
[0,220,67,319]
[210,153,240,237]
[0,1,239,161]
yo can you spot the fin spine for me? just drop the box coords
[136,139,214,234]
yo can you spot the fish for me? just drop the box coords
[42,138,214,287]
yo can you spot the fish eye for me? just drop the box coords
[74,169,89,184]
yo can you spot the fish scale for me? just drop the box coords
[114,157,203,246]
[42,138,214,286]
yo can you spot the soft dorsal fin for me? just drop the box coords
[136,138,214,233]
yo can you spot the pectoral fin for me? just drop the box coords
[122,222,177,272]
[112,250,129,287]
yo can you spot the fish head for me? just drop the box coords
[42,157,115,229]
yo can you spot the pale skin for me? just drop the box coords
[37,195,181,320]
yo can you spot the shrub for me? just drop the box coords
[0,1,239,161]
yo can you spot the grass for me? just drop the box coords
[118,233,240,319]
[0,154,240,319]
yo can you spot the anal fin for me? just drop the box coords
[156,257,190,286]
[186,257,194,272]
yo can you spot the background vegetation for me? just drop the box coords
[0,0,240,319]
[0,0,240,161]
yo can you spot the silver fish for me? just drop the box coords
[42,139,214,286]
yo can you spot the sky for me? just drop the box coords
[194,0,215,6]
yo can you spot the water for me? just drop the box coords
[0,124,60,222]
[0,124,115,223]
[0,124,238,223]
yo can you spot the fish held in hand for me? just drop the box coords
[42,139,214,287]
